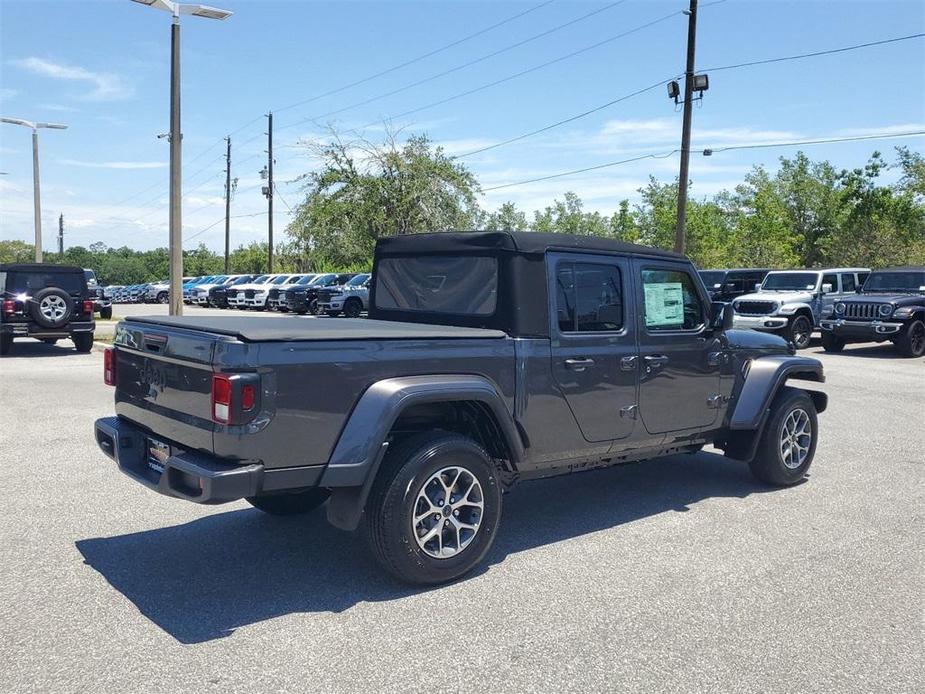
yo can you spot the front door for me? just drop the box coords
[634,260,722,434]
[549,253,638,442]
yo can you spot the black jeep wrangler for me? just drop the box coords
[820,266,925,357]
[1,263,96,355]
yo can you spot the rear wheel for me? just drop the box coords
[99,305,113,320]
[343,297,363,318]
[820,332,845,352]
[0,334,12,356]
[73,333,94,353]
[246,488,331,515]
[749,387,818,486]
[788,314,813,350]
[364,432,503,585]
[895,319,925,357]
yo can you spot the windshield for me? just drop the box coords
[249,275,270,284]
[310,274,336,286]
[346,274,370,287]
[268,275,290,285]
[863,271,925,292]
[761,272,818,291]
[699,271,725,287]
[230,275,253,285]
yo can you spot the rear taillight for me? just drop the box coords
[211,374,232,423]
[241,384,256,411]
[83,300,94,315]
[103,348,116,386]
[2,300,14,317]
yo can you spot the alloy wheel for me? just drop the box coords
[779,407,812,469]
[412,466,484,559]
[39,295,68,322]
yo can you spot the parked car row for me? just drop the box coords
[136,271,375,317]
[699,265,925,357]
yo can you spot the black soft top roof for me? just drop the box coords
[0,263,85,273]
[376,231,683,259]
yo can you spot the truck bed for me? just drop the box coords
[124,315,507,342]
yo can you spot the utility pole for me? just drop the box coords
[167,12,184,315]
[224,136,231,273]
[674,0,698,256]
[58,214,64,256]
[267,111,274,272]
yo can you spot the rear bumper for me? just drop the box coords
[820,318,903,337]
[94,416,325,504]
[1,319,95,338]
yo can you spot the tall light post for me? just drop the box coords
[130,0,232,316]
[1,117,68,262]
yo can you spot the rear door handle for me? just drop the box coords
[564,357,595,371]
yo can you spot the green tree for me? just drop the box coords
[484,202,529,231]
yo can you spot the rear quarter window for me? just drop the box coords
[375,256,498,315]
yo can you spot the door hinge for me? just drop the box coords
[619,404,638,419]
[707,351,728,366]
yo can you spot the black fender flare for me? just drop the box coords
[321,375,523,531]
[728,355,827,431]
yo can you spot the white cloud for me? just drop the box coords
[11,57,133,101]
[60,159,167,170]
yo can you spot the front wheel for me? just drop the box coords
[343,298,363,318]
[896,319,925,358]
[73,333,94,353]
[820,332,845,352]
[364,432,503,585]
[246,488,331,515]
[749,387,818,486]
[788,315,813,350]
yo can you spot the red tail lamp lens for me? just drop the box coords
[241,384,256,411]
[2,300,14,316]
[211,374,232,423]
[83,300,94,315]
[103,348,116,386]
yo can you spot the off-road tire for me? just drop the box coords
[0,334,12,356]
[246,488,331,515]
[73,333,94,353]
[343,297,363,318]
[309,298,319,315]
[99,305,113,320]
[29,287,73,329]
[749,387,818,486]
[820,332,845,352]
[364,432,503,585]
[787,314,813,350]
[895,319,925,358]
[157,292,168,303]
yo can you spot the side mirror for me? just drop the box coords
[754,283,762,291]
[711,301,734,331]
[821,283,833,294]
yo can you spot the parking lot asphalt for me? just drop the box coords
[0,336,922,693]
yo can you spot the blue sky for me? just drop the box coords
[1,0,923,252]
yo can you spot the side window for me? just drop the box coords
[641,268,704,331]
[841,273,856,293]
[556,262,623,332]
[822,273,838,292]
[857,272,869,287]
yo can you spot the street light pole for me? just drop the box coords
[674,0,698,256]
[1,117,68,262]
[130,0,233,315]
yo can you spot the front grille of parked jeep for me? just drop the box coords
[842,302,883,320]
[734,300,778,315]
[316,289,335,302]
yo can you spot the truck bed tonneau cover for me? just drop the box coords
[123,315,507,342]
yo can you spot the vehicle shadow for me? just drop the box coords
[0,340,82,358]
[807,342,907,360]
[76,451,775,644]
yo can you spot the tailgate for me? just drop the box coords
[113,321,221,453]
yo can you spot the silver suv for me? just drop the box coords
[732,268,869,349]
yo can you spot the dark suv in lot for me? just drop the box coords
[820,266,925,357]
[699,268,771,303]
[1,263,96,355]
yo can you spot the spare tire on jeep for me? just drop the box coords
[29,287,73,329]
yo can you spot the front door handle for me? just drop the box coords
[564,357,595,371]
[643,354,669,373]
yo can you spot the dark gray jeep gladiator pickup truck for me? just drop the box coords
[95,232,827,584]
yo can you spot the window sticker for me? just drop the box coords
[644,282,684,327]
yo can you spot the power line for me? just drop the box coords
[701,32,925,72]
[482,130,925,192]
[272,0,557,115]
[458,31,925,161]
[277,1,628,129]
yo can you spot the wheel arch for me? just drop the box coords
[728,355,826,432]
[322,375,523,531]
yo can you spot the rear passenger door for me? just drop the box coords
[548,253,637,442]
